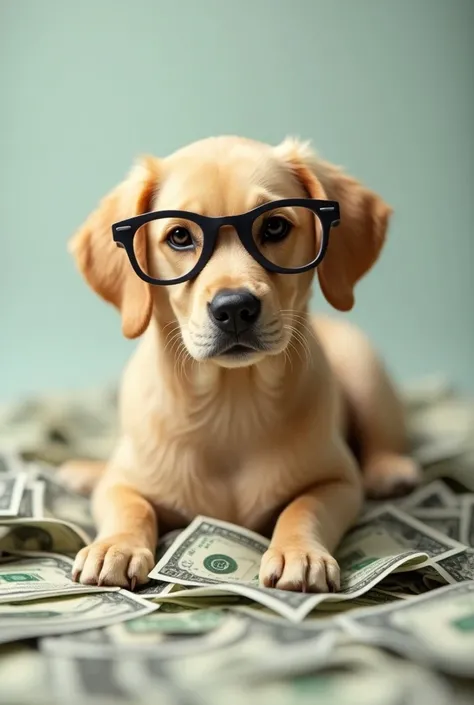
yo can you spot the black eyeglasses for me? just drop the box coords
[112,198,340,286]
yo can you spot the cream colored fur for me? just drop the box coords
[62,136,420,592]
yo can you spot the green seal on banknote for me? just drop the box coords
[451,614,474,632]
[0,573,42,583]
[203,554,238,574]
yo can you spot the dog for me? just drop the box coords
[62,135,420,592]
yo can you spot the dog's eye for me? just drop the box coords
[167,227,194,250]
[261,216,292,243]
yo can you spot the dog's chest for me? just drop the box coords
[132,370,323,534]
[141,413,317,535]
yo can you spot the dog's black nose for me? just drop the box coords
[208,289,261,334]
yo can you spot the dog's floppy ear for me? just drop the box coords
[275,138,392,311]
[69,157,160,338]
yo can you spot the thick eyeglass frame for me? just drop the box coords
[112,198,340,286]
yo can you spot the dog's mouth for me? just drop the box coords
[185,322,286,365]
[220,343,255,357]
[203,333,269,362]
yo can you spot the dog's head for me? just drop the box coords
[70,136,391,368]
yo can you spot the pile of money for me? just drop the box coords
[0,376,473,704]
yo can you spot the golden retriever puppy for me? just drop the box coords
[64,136,420,592]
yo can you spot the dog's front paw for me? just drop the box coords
[259,544,340,593]
[72,534,154,589]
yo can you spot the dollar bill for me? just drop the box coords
[16,485,35,519]
[149,515,268,585]
[36,469,95,537]
[468,499,474,547]
[0,458,93,554]
[40,620,452,705]
[0,589,157,645]
[0,452,25,475]
[341,580,474,677]
[134,579,174,599]
[0,552,118,603]
[41,649,195,704]
[400,480,459,510]
[37,604,227,655]
[148,510,459,622]
[110,603,227,637]
[307,504,455,567]
[231,588,402,625]
[11,480,44,520]
[424,458,474,492]
[409,509,462,542]
[40,612,252,662]
[460,496,474,547]
[235,657,452,705]
[0,385,118,466]
[407,384,474,442]
[413,437,466,467]
[429,549,474,583]
[0,474,27,517]
[0,643,50,705]
[0,517,90,555]
[377,570,441,597]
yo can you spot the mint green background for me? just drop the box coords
[1,0,473,401]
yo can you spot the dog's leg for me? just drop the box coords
[259,444,362,592]
[72,482,157,588]
[343,336,421,499]
[315,318,421,499]
[57,459,106,496]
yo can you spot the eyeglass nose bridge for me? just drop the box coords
[212,217,249,242]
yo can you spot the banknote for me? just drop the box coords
[0,589,157,645]
[378,569,443,597]
[148,510,457,621]
[409,509,462,541]
[40,612,252,662]
[38,604,227,655]
[430,549,474,583]
[41,649,196,704]
[231,588,402,625]
[341,580,474,677]
[17,485,36,519]
[133,579,175,600]
[0,460,93,555]
[5,644,455,705]
[8,479,44,521]
[0,552,118,603]
[36,469,95,536]
[467,499,474,546]
[40,621,452,705]
[0,386,118,465]
[109,603,227,638]
[460,495,474,547]
[400,480,459,510]
[406,384,474,442]
[42,613,338,694]
[0,517,90,555]
[246,657,453,705]
[412,437,466,467]
[0,452,25,475]
[149,515,269,585]
[0,473,27,517]
[0,644,50,705]
[424,458,474,492]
